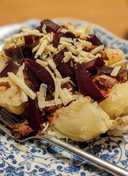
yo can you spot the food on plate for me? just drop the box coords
[0,19,128,141]
[52,96,112,141]
[100,82,128,118]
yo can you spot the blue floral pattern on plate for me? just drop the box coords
[0,18,128,176]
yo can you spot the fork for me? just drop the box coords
[0,109,127,176]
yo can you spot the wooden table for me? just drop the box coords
[0,0,128,37]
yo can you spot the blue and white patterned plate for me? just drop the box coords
[0,18,128,176]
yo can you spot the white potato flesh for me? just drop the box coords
[0,79,26,115]
[100,82,128,119]
[53,97,112,141]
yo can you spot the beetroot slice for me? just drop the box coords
[27,99,42,131]
[98,65,113,75]
[53,31,76,48]
[53,48,67,66]
[24,35,40,48]
[54,49,75,79]
[87,34,102,46]
[24,59,55,93]
[83,57,105,75]
[22,46,34,59]
[75,63,105,102]
[24,65,40,92]
[57,61,75,79]
[41,20,60,33]
[53,32,62,47]
[62,31,76,39]
[4,46,34,60]
[4,35,40,60]
[0,60,18,77]
[4,46,24,59]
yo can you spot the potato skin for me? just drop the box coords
[100,82,128,119]
[53,97,112,141]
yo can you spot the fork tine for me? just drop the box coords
[0,108,23,128]
[0,108,20,123]
[0,123,14,137]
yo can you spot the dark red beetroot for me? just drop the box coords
[53,31,76,47]
[4,35,40,59]
[98,65,113,75]
[75,63,105,102]
[62,31,76,39]
[4,46,24,59]
[41,20,60,33]
[57,61,75,79]
[83,57,105,76]
[0,60,18,77]
[24,35,40,48]
[22,47,34,59]
[53,32,62,48]
[24,65,41,92]
[87,34,102,46]
[24,59,55,93]
[23,35,40,58]
[27,99,42,131]
[53,48,67,66]
[54,49,75,80]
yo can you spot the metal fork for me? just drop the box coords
[0,109,127,176]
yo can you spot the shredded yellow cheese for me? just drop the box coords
[37,84,47,110]
[8,72,36,100]
[16,64,28,103]
[91,45,104,55]
[59,88,75,106]
[111,66,121,77]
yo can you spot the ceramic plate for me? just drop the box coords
[0,18,128,176]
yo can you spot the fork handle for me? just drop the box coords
[44,136,128,176]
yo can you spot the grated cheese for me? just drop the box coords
[16,64,28,103]
[37,84,47,110]
[17,63,25,79]
[41,122,49,133]
[36,59,56,84]
[41,24,47,34]
[46,45,57,53]
[21,27,43,36]
[4,28,43,49]
[61,77,71,84]
[63,51,73,63]
[35,39,48,58]
[111,66,121,77]
[47,58,56,69]
[33,33,55,59]
[8,72,36,100]
[75,39,92,49]
[91,45,104,55]
[36,59,48,67]
[47,58,62,78]
[60,37,73,44]
[59,88,75,106]
[45,99,62,107]
[20,91,28,103]
[54,79,61,105]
